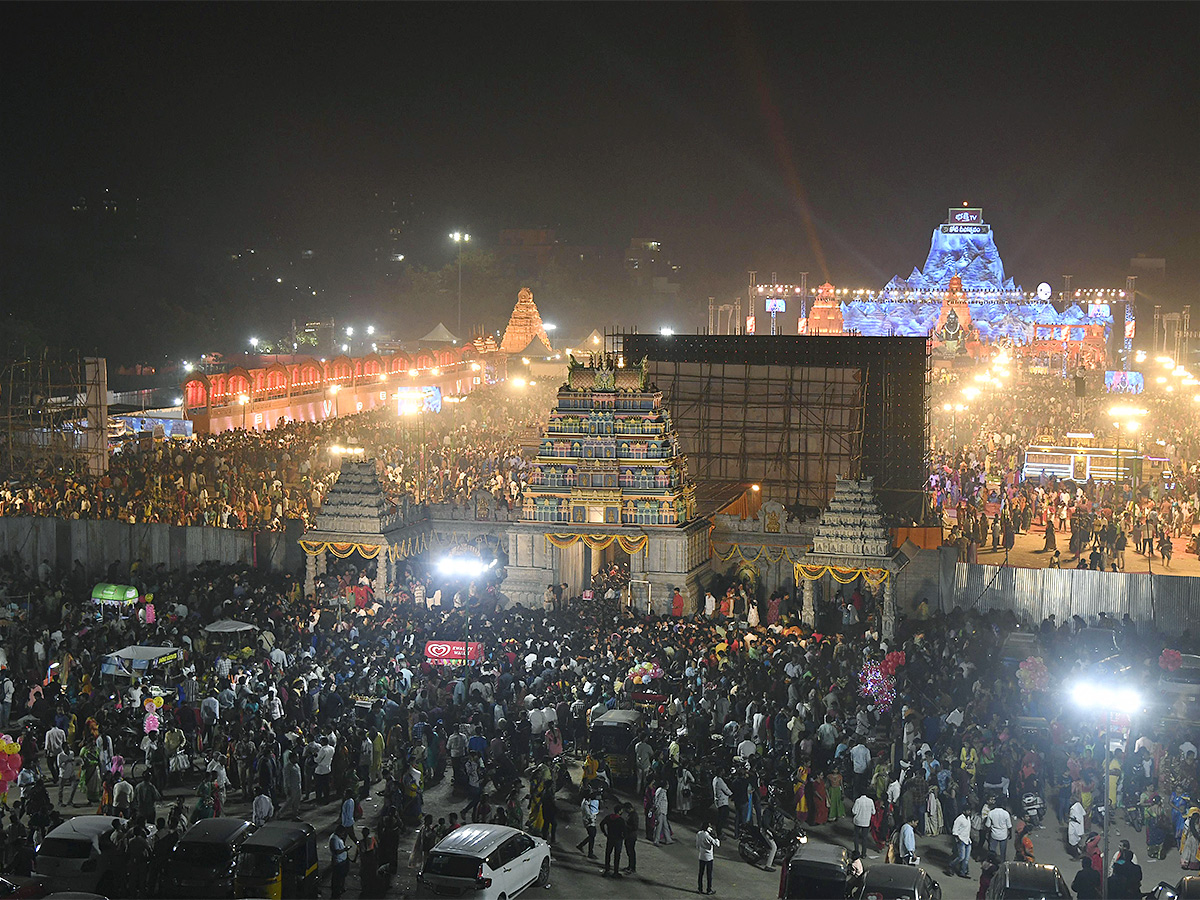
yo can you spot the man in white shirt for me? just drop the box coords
[986,803,1013,860]
[314,737,335,804]
[951,810,971,877]
[696,826,720,894]
[852,792,875,858]
[43,723,67,780]
[712,773,733,838]
[850,741,871,796]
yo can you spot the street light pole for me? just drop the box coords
[450,232,470,339]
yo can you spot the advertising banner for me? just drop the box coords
[424,640,483,664]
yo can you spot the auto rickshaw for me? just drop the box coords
[588,708,642,783]
[234,822,318,899]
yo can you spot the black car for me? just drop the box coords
[985,862,1072,899]
[857,864,941,900]
[1148,875,1200,900]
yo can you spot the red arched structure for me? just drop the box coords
[226,367,252,401]
[414,350,435,369]
[263,363,290,399]
[291,357,324,392]
[326,356,354,386]
[387,352,411,374]
[184,375,210,410]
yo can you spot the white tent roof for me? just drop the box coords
[204,619,259,634]
[107,645,179,662]
[419,322,460,344]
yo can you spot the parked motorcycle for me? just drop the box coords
[738,822,807,869]
[1022,792,1046,827]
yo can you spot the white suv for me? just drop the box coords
[419,824,551,899]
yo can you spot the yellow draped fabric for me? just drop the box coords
[544,533,648,555]
[711,542,805,564]
[300,532,429,561]
[794,562,889,587]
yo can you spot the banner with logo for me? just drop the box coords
[424,641,483,664]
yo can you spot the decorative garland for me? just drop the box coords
[794,562,889,587]
[711,542,805,564]
[544,533,648,554]
[299,532,429,561]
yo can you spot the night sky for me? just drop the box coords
[4,3,1198,359]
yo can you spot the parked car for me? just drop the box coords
[418,824,551,900]
[0,875,48,899]
[984,862,1072,899]
[857,863,941,900]
[168,818,256,898]
[1159,654,1200,724]
[1148,874,1200,899]
[33,817,124,894]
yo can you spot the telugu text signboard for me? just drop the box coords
[948,207,983,225]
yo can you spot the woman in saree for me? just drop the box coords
[793,762,810,823]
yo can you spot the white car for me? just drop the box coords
[34,815,124,893]
[419,823,551,899]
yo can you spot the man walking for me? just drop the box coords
[652,781,673,844]
[600,803,626,877]
[696,822,720,895]
[950,808,971,878]
[622,803,639,875]
[712,771,733,838]
[852,791,876,858]
[986,801,1013,861]
[576,790,599,858]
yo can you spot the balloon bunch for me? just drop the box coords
[880,651,906,677]
[859,661,896,708]
[1160,649,1183,672]
[627,661,664,685]
[1016,656,1050,695]
[0,735,22,795]
[143,696,165,733]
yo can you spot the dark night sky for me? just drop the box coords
[4,2,1198,352]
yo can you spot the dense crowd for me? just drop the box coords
[0,382,557,531]
[928,371,1200,566]
[2,544,1200,899]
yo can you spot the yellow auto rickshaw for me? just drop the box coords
[234,822,318,899]
[588,708,643,782]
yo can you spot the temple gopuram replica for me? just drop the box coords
[503,354,710,613]
[500,287,552,354]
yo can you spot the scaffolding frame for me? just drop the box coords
[613,331,928,520]
[0,350,107,477]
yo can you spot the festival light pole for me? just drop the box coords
[328,383,340,419]
[238,394,249,430]
[1070,681,1142,900]
[449,231,470,338]
[1109,406,1146,496]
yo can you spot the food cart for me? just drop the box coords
[204,619,260,656]
[91,583,142,617]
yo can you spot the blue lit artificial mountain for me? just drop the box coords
[881,215,1022,295]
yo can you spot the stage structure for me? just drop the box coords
[615,333,929,520]
[790,208,1130,369]
[0,351,108,476]
[503,355,712,614]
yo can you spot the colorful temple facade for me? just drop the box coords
[522,355,697,527]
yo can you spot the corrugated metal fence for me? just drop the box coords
[940,546,1200,635]
[0,517,302,576]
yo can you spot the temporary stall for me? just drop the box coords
[91,584,141,607]
[100,645,181,678]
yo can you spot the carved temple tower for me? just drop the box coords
[500,288,552,354]
[502,355,710,614]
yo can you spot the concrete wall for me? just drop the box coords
[0,517,303,579]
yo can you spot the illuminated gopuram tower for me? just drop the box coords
[503,354,709,613]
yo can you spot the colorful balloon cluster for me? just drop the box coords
[1160,649,1183,672]
[0,734,23,795]
[626,661,664,685]
[880,651,906,677]
[1016,656,1050,695]
[143,695,165,733]
[859,661,896,708]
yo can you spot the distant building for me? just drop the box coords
[624,238,681,295]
